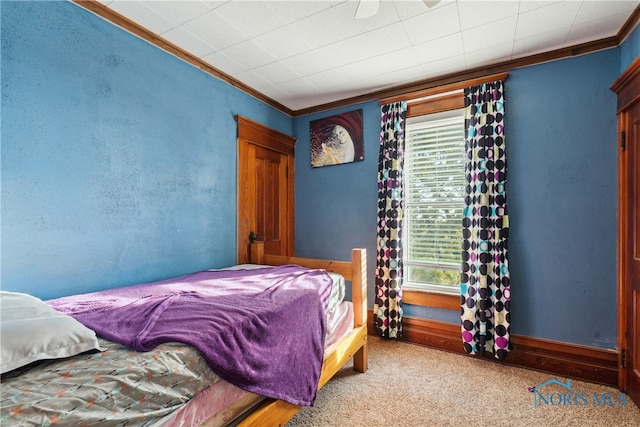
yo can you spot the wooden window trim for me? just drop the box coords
[403,98,463,310]
[403,289,460,310]
[381,72,509,105]
[400,75,508,310]
[407,92,465,117]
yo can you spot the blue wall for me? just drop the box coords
[293,48,621,349]
[293,101,380,302]
[1,1,291,300]
[620,22,640,72]
[506,50,619,348]
[2,1,636,350]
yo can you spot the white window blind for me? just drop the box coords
[404,109,465,294]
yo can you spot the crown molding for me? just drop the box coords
[72,0,637,118]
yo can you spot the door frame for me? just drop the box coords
[236,115,296,264]
[611,55,640,397]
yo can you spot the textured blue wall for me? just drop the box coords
[506,49,619,348]
[293,101,380,304]
[293,48,620,349]
[620,22,640,72]
[1,1,291,300]
[1,0,631,350]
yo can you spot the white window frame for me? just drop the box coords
[403,108,465,295]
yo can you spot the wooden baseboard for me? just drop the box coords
[368,312,619,387]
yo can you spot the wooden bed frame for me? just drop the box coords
[237,242,369,426]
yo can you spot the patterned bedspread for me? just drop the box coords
[0,339,220,426]
[48,265,332,406]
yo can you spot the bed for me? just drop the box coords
[0,242,368,426]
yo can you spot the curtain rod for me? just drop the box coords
[379,72,509,105]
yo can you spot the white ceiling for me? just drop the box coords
[97,0,639,111]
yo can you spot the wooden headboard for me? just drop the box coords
[239,242,369,426]
[249,242,367,329]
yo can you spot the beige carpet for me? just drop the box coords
[288,337,640,426]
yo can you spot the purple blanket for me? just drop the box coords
[47,265,333,406]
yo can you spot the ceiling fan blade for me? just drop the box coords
[423,0,441,7]
[355,0,380,19]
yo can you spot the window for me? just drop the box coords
[404,108,465,295]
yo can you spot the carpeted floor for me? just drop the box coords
[288,337,640,426]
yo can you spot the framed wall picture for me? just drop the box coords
[310,109,363,168]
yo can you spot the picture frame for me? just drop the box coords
[310,109,364,168]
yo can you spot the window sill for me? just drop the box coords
[403,289,459,311]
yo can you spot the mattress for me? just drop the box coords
[0,339,220,426]
[214,264,346,314]
[160,301,355,427]
[0,302,355,427]
[1,265,352,427]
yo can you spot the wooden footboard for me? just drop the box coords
[238,244,368,427]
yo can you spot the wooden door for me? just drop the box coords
[611,56,640,407]
[236,116,295,264]
[253,145,288,256]
[625,99,640,406]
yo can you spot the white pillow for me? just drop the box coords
[0,291,102,374]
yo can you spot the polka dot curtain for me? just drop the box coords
[374,101,407,339]
[460,80,511,359]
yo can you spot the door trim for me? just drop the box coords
[237,116,295,155]
[236,116,296,264]
[616,111,629,392]
[611,55,640,393]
